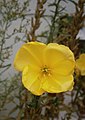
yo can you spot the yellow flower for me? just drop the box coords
[14,42,75,95]
[76,54,85,76]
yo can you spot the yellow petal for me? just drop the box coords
[14,42,46,71]
[22,66,45,95]
[80,54,85,59]
[76,60,85,70]
[43,43,75,68]
[47,43,74,60]
[81,70,85,76]
[76,54,85,76]
[42,74,74,93]
[53,60,75,75]
[76,54,85,69]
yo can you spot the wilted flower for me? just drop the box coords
[14,42,75,95]
[76,53,85,76]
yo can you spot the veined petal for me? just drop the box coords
[22,66,45,95]
[47,43,74,60]
[42,75,62,93]
[53,74,74,91]
[42,74,74,93]
[43,43,75,68]
[53,60,75,75]
[14,42,46,71]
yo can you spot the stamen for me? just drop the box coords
[41,65,51,76]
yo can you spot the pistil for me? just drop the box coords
[41,65,51,76]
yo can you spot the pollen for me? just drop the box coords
[41,65,51,76]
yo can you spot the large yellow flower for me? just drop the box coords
[14,42,75,95]
[76,54,85,76]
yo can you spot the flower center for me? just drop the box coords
[41,65,51,76]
